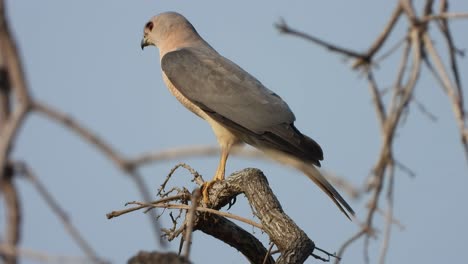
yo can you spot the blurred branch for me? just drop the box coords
[0,244,102,264]
[131,145,361,201]
[181,189,200,261]
[129,145,265,167]
[422,32,468,160]
[277,0,467,263]
[128,251,189,264]
[0,1,30,263]
[119,201,263,230]
[31,101,163,245]
[32,101,128,171]
[275,19,365,60]
[421,12,468,22]
[0,164,20,264]
[14,162,106,264]
[0,0,32,173]
[276,2,404,69]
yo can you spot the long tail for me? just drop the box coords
[298,163,355,220]
[263,149,355,220]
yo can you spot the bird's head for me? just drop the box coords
[141,12,200,51]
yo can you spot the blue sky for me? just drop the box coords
[4,1,468,263]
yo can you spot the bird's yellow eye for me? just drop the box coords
[145,21,154,31]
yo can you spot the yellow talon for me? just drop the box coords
[201,180,218,204]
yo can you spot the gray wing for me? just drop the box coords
[161,48,323,165]
[161,48,295,132]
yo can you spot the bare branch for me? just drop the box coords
[31,101,164,245]
[125,201,263,230]
[0,104,28,171]
[275,18,366,60]
[32,101,128,170]
[14,162,104,263]
[335,229,367,264]
[322,171,362,199]
[0,0,33,173]
[182,189,200,260]
[437,1,464,114]
[0,0,32,105]
[106,193,190,219]
[127,251,188,264]
[0,164,21,264]
[0,244,106,264]
[422,12,468,22]
[422,32,468,161]
[129,145,263,168]
[378,163,395,264]
[366,69,386,129]
[365,3,403,59]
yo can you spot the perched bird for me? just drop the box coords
[141,12,354,219]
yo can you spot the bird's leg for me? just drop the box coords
[202,145,230,203]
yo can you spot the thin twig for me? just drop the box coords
[275,18,365,59]
[14,162,104,263]
[422,32,468,162]
[312,246,341,262]
[0,166,21,264]
[31,101,164,245]
[0,244,107,264]
[0,104,28,174]
[262,242,275,264]
[422,12,468,22]
[0,0,32,105]
[129,145,262,168]
[389,39,411,114]
[32,101,128,170]
[126,201,263,230]
[413,96,438,122]
[378,162,395,264]
[365,3,403,59]
[107,193,190,219]
[158,163,204,197]
[366,69,387,129]
[322,171,362,199]
[0,0,33,173]
[182,188,200,261]
[335,229,367,264]
[135,146,361,199]
[375,36,408,64]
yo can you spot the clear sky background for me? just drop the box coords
[3,1,468,263]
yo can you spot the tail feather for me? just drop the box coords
[262,149,355,219]
[264,124,323,167]
[299,164,355,219]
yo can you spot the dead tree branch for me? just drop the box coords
[277,1,467,263]
[110,168,323,264]
[31,101,163,245]
[13,162,106,263]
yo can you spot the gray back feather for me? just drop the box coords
[161,48,295,133]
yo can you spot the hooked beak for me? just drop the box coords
[141,36,150,50]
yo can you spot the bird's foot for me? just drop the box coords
[201,179,219,204]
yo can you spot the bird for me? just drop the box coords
[141,12,354,219]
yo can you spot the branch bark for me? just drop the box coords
[204,168,315,263]
[119,168,316,263]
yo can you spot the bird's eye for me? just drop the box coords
[145,21,154,31]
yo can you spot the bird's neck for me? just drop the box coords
[159,34,215,58]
